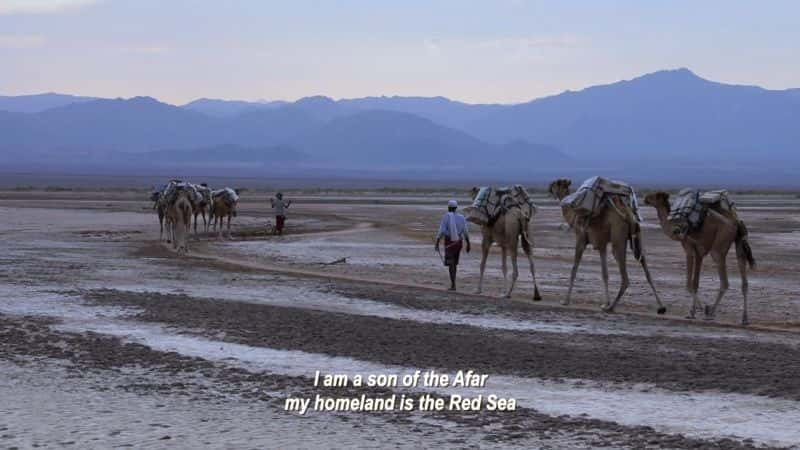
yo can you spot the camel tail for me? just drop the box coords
[181,202,192,227]
[519,215,532,255]
[625,203,643,261]
[520,233,532,255]
[736,220,756,269]
[611,196,643,261]
[630,222,643,262]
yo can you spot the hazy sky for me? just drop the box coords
[1,0,798,105]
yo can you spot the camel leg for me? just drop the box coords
[523,244,541,301]
[193,212,198,235]
[564,237,586,306]
[599,246,611,309]
[500,246,508,296]
[639,255,666,314]
[603,244,629,313]
[683,249,696,318]
[690,251,704,318]
[736,245,750,326]
[476,237,492,294]
[504,245,519,299]
[227,215,232,239]
[177,220,183,252]
[705,249,729,320]
[202,210,208,232]
[178,220,184,252]
[184,216,191,253]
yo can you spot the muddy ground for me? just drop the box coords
[1,187,800,449]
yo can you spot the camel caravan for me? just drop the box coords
[150,180,240,252]
[462,177,754,324]
[145,175,756,325]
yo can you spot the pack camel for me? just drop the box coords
[644,189,755,325]
[466,184,542,300]
[210,187,240,238]
[549,177,664,315]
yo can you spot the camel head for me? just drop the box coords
[469,186,480,200]
[643,192,670,209]
[548,179,572,200]
[644,192,687,238]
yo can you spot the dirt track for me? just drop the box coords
[2,188,800,448]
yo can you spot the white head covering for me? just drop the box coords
[446,200,459,241]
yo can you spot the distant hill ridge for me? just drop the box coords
[1,68,799,174]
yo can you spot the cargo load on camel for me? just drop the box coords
[192,183,212,204]
[560,176,641,221]
[212,187,239,206]
[668,188,735,235]
[149,190,161,203]
[150,180,181,205]
[161,180,202,206]
[464,185,537,227]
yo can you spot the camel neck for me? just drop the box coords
[555,193,577,227]
[652,202,673,237]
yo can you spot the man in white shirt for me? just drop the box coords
[270,192,292,235]
[435,199,471,290]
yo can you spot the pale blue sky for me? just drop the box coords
[1,0,798,104]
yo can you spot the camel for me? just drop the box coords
[548,179,665,314]
[210,188,239,239]
[157,201,170,242]
[643,192,755,325]
[191,183,212,234]
[153,179,183,242]
[165,189,193,253]
[470,188,541,300]
[152,187,172,242]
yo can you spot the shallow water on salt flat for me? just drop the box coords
[4,267,800,350]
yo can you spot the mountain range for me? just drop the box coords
[2,68,799,182]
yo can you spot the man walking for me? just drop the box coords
[435,199,470,290]
[270,192,292,235]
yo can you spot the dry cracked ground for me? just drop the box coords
[1,188,800,449]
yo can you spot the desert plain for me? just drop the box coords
[2,183,800,449]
